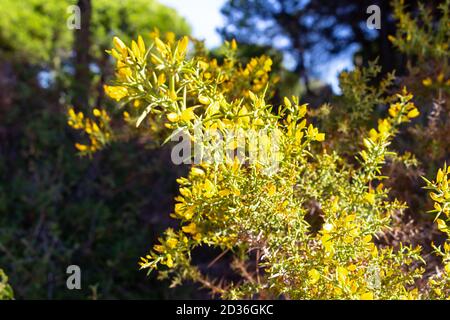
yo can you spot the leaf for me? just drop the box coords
[136,103,155,127]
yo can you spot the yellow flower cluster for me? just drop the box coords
[104,85,128,101]
[388,90,420,123]
[67,107,112,154]
[422,73,450,88]
[423,165,450,299]
[360,90,419,167]
[191,39,277,103]
[425,164,450,235]
[390,0,449,61]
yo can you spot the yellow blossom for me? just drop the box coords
[75,143,88,152]
[166,238,178,249]
[422,78,432,86]
[104,85,128,101]
[182,222,197,234]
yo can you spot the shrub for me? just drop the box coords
[66,33,450,299]
[423,165,450,298]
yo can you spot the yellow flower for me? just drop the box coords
[306,124,325,142]
[378,119,391,134]
[231,39,237,50]
[166,32,176,44]
[166,254,174,268]
[166,238,178,249]
[388,103,401,117]
[436,168,445,183]
[93,108,101,117]
[283,97,292,108]
[348,264,357,272]
[75,143,88,151]
[308,269,320,284]
[137,35,146,54]
[364,192,376,204]
[177,36,189,59]
[104,85,128,101]
[203,179,216,198]
[444,263,450,274]
[407,108,420,119]
[68,108,76,119]
[131,40,141,60]
[154,37,167,54]
[157,73,166,85]
[116,61,132,79]
[360,292,374,300]
[182,222,197,234]
[179,187,191,198]
[315,133,325,142]
[320,234,333,253]
[113,36,126,52]
[363,234,372,243]
[436,219,447,233]
[267,184,276,196]
[191,167,205,177]
[422,78,432,87]
[180,108,196,122]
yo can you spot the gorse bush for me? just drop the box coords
[390,0,449,170]
[423,165,450,298]
[67,27,450,299]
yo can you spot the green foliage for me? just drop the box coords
[389,0,450,172]
[91,0,191,58]
[337,60,396,124]
[423,165,450,298]
[424,165,450,237]
[0,0,190,64]
[313,60,396,156]
[0,269,14,300]
[0,0,73,63]
[390,0,449,62]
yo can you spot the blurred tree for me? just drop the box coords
[73,0,92,110]
[0,0,73,64]
[0,0,191,106]
[219,0,444,91]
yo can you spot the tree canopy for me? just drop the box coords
[219,0,444,89]
[0,0,191,65]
